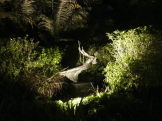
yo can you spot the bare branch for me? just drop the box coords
[78,41,93,58]
[59,41,97,82]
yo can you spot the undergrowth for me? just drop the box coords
[0,26,162,121]
[0,36,63,98]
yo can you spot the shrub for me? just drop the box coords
[0,36,62,79]
[0,36,38,78]
[0,36,63,98]
[97,43,114,68]
[26,47,62,76]
[104,26,162,93]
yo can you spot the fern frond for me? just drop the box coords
[21,16,34,26]
[56,0,87,31]
[21,0,35,16]
[38,15,54,33]
[18,0,35,27]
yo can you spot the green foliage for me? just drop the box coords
[0,36,63,99]
[97,43,114,67]
[104,26,162,93]
[0,36,38,78]
[54,92,147,121]
[0,36,62,78]
[27,47,62,76]
[0,29,162,121]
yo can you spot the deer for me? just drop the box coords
[59,41,98,83]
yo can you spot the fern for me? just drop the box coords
[17,0,35,26]
[21,0,35,16]
[55,0,88,31]
[37,15,54,33]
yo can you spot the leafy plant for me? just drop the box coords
[0,36,38,78]
[55,0,88,32]
[0,36,62,79]
[104,26,162,93]
[97,43,114,68]
[37,15,54,33]
[27,47,62,76]
[0,36,63,99]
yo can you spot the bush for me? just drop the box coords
[0,36,63,99]
[26,47,62,76]
[0,36,62,79]
[0,36,38,78]
[97,43,114,68]
[104,26,162,93]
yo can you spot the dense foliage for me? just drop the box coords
[104,26,162,93]
[0,36,62,78]
[1,0,162,121]
[0,26,162,121]
[0,36,38,78]
[0,36,63,99]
